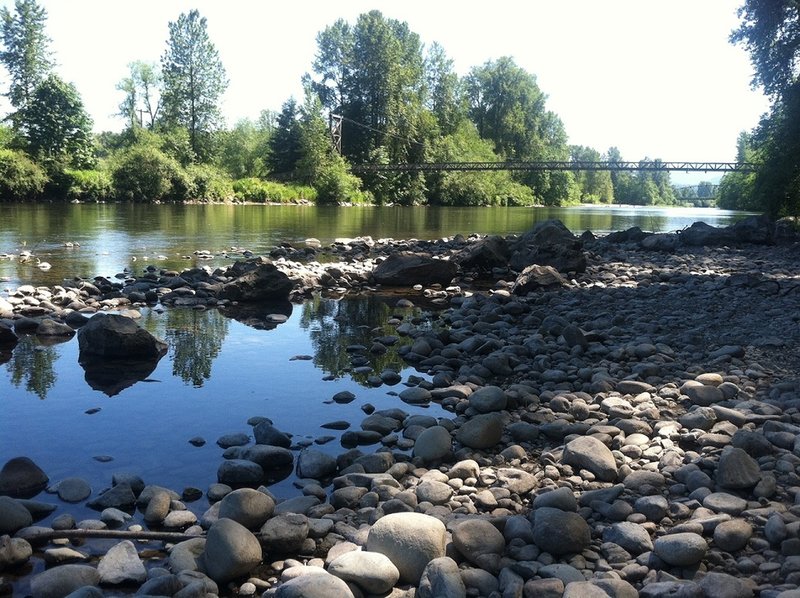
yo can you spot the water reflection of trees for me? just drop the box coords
[299,295,417,385]
[162,308,229,387]
[5,336,58,399]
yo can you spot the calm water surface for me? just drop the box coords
[0,203,748,517]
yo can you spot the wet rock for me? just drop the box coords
[296,449,337,480]
[77,313,167,359]
[0,497,33,535]
[217,460,264,486]
[30,564,100,598]
[0,534,32,570]
[86,483,136,511]
[54,478,91,503]
[0,456,49,498]
[35,319,75,337]
[218,261,293,301]
[97,540,146,585]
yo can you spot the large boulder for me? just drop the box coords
[366,512,447,584]
[218,261,293,301]
[679,221,735,246]
[532,507,591,555]
[30,564,101,598]
[509,220,586,273]
[372,253,457,287]
[201,518,262,584]
[0,323,18,347]
[0,457,49,498]
[454,235,510,271]
[77,313,167,360]
[731,214,774,244]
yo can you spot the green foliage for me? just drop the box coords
[427,122,535,206]
[268,98,303,177]
[216,117,272,179]
[161,9,228,161]
[62,168,113,202]
[296,92,364,205]
[231,178,317,203]
[0,147,46,200]
[731,0,800,216]
[23,74,94,168]
[570,145,614,203]
[117,61,161,129]
[111,143,185,202]
[184,163,233,202]
[0,0,52,118]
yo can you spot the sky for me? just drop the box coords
[0,0,772,184]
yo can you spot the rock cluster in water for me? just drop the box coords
[1,215,800,597]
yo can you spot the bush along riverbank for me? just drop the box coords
[1,215,800,597]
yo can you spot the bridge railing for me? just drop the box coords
[350,160,758,173]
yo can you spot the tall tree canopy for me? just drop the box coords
[23,73,93,167]
[117,61,161,129]
[731,0,800,216]
[0,0,53,127]
[161,9,228,161]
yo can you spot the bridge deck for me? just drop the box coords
[350,160,757,173]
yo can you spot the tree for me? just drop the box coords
[0,0,53,126]
[117,61,161,129]
[296,91,362,204]
[731,0,800,216]
[23,74,93,167]
[267,98,303,177]
[570,145,614,203]
[216,115,272,179]
[424,42,465,136]
[161,9,228,161]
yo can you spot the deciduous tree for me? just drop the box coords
[161,9,228,161]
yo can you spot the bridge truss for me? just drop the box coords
[350,160,758,174]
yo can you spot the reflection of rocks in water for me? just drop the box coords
[219,300,293,330]
[79,356,163,397]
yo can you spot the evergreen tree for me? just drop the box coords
[0,0,52,128]
[161,9,228,161]
[267,98,303,177]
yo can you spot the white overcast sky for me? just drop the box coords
[0,0,771,181]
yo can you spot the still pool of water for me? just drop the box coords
[1,293,446,517]
[0,203,749,517]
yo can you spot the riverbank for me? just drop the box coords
[1,219,800,597]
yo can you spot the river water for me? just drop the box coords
[0,203,747,512]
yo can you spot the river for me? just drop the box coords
[0,203,748,513]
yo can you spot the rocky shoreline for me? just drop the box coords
[1,217,800,598]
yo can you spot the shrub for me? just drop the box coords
[111,144,184,202]
[63,168,114,202]
[232,178,317,203]
[0,148,47,201]
[185,164,234,202]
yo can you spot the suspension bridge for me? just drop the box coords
[348,160,756,174]
[329,114,757,175]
